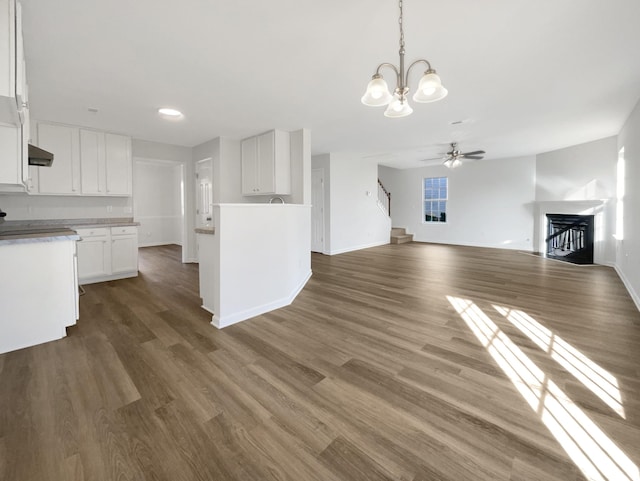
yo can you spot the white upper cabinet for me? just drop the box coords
[80,129,106,194]
[105,133,132,195]
[35,122,81,194]
[0,0,17,125]
[241,136,258,195]
[241,130,290,196]
[0,0,30,192]
[31,122,132,196]
[80,129,131,196]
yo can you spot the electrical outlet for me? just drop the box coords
[124,206,132,214]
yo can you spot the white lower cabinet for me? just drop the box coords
[76,225,138,284]
[76,227,111,280]
[111,226,138,274]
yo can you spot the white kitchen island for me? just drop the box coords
[0,227,79,354]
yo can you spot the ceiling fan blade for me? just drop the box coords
[461,155,484,160]
[420,157,446,161]
[461,150,485,156]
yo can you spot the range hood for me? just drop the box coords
[28,144,54,167]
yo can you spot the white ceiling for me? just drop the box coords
[21,0,640,169]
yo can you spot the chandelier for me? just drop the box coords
[361,0,448,118]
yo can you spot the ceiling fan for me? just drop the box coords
[423,143,486,168]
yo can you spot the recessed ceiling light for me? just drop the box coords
[158,108,183,118]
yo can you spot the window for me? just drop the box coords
[423,176,447,223]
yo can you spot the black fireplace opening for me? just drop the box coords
[546,214,594,265]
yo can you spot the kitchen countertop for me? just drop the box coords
[0,218,138,245]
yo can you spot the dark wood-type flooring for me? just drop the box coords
[1,243,639,480]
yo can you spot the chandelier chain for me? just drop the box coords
[398,0,405,49]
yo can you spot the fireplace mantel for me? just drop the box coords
[534,199,607,209]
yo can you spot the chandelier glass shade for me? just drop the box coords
[361,0,447,118]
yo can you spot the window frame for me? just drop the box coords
[422,176,448,224]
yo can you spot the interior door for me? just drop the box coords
[195,158,213,229]
[311,168,325,253]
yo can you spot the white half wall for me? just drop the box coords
[379,156,536,251]
[134,159,182,247]
[204,204,312,328]
[617,100,640,309]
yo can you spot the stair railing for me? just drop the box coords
[378,179,391,216]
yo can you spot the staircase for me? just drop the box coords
[390,227,413,244]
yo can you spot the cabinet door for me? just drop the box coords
[0,0,16,111]
[257,131,275,194]
[20,105,29,185]
[241,136,258,195]
[111,235,138,274]
[105,133,132,195]
[77,237,111,280]
[80,129,106,194]
[0,124,20,185]
[36,122,81,194]
[14,1,26,110]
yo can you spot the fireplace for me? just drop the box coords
[546,214,594,264]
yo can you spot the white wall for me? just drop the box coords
[132,139,195,262]
[318,153,391,255]
[379,156,536,251]
[617,100,640,309]
[536,136,617,264]
[193,137,245,204]
[289,129,311,205]
[134,159,182,247]
[0,193,131,220]
[311,154,331,253]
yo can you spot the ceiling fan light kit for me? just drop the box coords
[361,0,448,118]
[424,143,486,168]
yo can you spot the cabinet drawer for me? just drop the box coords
[111,225,137,236]
[75,227,109,238]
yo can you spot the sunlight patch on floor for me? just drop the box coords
[447,296,638,481]
[493,305,625,419]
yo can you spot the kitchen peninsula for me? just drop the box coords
[0,223,79,354]
[0,217,139,354]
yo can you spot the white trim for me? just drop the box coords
[79,271,138,285]
[614,265,640,312]
[210,270,312,328]
[138,241,182,248]
[328,240,389,256]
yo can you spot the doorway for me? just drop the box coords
[195,158,213,229]
[133,158,185,249]
[311,168,325,253]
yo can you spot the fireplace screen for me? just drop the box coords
[546,214,594,265]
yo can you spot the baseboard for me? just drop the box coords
[211,270,312,329]
[328,240,390,256]
[614,265,640,312]
[138,241,183,248]
[79,271,138,286]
